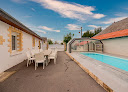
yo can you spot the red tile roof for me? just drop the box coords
[75,41,88,46]
[80,41,88,45]
[92,29,128,40]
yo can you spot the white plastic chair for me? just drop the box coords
[26,51,35,67]
[35,49,40,54]
[48,51,57,64]
[35,52,46,70]
[31,50,36,57]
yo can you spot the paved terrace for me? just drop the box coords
[67,52,128,92]
[0,51,105,92]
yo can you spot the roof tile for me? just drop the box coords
[92,29,128,40]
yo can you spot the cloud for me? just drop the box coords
[65,24,80,30]
[82,31,86,33]
[31,8,36,11]
[57,40,63,44]
[49,38,54,41]
[102,17,127,24]
[102,25,109,30]
[11,0,26,3]
[31,0,105,21]
[82,30,94,34]
[115,12,128,17]
[24,24,47,34]
[35,30,46,34]
[38,26,60,32]
[124,8,128,10]
[24,15,32,18]
[12,0,21,2]
[89,30,95,32]
[93,14,105,19]
[88,25,99,28]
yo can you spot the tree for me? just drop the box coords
[47,39,53,44]
[82,30,94,38]
[94,27,102,35]
[82,27,102,38]
[63,32,74,44]
[61,42,63,45]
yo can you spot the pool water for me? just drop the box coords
[81,53,128,71]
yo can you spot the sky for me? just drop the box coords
[0,0,128,43]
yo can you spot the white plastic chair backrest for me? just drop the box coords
[35,52,45,61]
[26,51,31,58]
[35,49,39,54]
[31,50,35,56]
[43,50,51,55]
[52,49,57,54]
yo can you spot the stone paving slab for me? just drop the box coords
[67,52,128,92]
[0,71,16,82]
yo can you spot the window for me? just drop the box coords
[40,42,41,49]
[32,36,35,47]
[39,40,41,49]
[12,35,17,50]
[8,27,23,53]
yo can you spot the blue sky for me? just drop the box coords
[0,0,128,43]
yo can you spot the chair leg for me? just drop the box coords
[45,60,47,66]
[27,60,29,67]
[48,59,50,63]
[29,60,31,65]
[37,63,38,67]
[35,62,37,70]
[43,62,45,69]
[46,60,48,66]
[54,58,56,64]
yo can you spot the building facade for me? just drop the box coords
[0,9,44,73]
[102,37,128,56]
[92,18,128,57]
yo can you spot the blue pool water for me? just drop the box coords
[81,53,128,71]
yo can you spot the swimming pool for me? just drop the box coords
[81,52,128,71]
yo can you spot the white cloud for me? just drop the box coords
[50,38,54,41]
[88,25,99,28]
[12,0,21,2]
[31,0,105,20]
[24,15,32,18]
[102,17,127,24]
[82,31,86,33]
[35,30,46,34]
[82,30,94,33]
[11,0,26,3]
[31,8,35,11]
[124,8,128,10]
[102,25,109,30]
[38,26,60,32]
[89,30,95,32]
[57,40,63,44]
[93,14,105,19]
[65,24,80,30]
[24,24,47,34]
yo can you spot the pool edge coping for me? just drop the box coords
[65,51,113,92]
